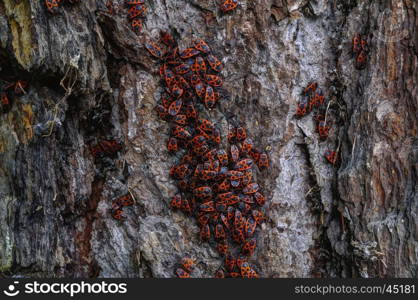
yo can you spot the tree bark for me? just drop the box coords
[0,0,416,278]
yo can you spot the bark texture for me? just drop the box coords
[0,0,417,278]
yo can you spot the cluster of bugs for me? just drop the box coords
[220,0,238,12]
[144,32,268,278]
[215,253,259,278]
[0,80,28,112]
[296,82,338,166]
[146,32,226,112]
[352,33,368,70]
[44,0,80,14]
[110,193,134,220]
[295,82,325,118]
[125,0,147,33]
[175,257,196,278]
[167,124,268,278]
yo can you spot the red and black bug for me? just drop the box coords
[295,95,310,117]
[185,102,198,119]
[235,126,247,141]
[193,39,211,53]
[253,191,266,206]
[217,179,231,192]
[217,241,229,256]
[189,73,201,86]
[217,191,234,202]
[234,158,253,172]
[168,99,183,116]
[175,268,190,278]
[131,19,142,32]
[215,224,227,240]
[303,82,318,96]
[240,262,252,278]
[198,213,210,227]
[118,194,134,207]
[191,135,207,148]
[251,209,264,225]
[199,201,215,213]
[241,170,253,186]
[127,3,147,19]
[317,120,330,140]
[257,153,269,170]
[225,194,239,206]
[248,148,261,163]
[232,227,246,244]
[173,114,188,126]
[230,145,240,162]
[168,84,184,99]
[227,272,241,278]
[353,34,368,70]
[226,206,235,222]
[155,104,169,120]
[180,257,195,273]
[200,224,211,241]
[173,63,191,75]
[325,150,338,166]
[203,148,217,162]
[234,209,244,229]
[194,186,213,199]
[224,254,236,272]
[217,149,229,166]
[227,170,244,181]
[243,182,260,195]
[220,213,230,230]
[352,33,362,55]
[171,163,192,179]
[220,0,238,12]
[245,217,257,238]
[111,209,125,221]
[211,128,221,144]
[180,48,201,59]
[228,127,236,142]
[204,74,223,87]
[194,82,206,100]
[206,54,223,73]
[45,0,60,13]
[162,68,175,87]
[145,41,163,59]
[198,118,215,132]
[242,238,257,256]
[204,85,217,109]
[172,125,192,140]
[355,50,368,70]
[160,30,176,47]
[192,56,207,74]
[181,198,193,214]
[310,88,325,108]
[170,194,182,209]
[241,138,254,154]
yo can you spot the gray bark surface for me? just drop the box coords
[0,0,416,278]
